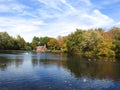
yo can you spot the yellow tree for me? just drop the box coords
[81,30,102,55]
[47,38,59,50]
[97,33,115,57]
[61,36,68,52]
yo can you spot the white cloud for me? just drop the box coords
[38,0,63,11]
[0,17,45,42]
[101,0,120,5]
[0,1,30,14]
[0,0,119,42]
[113,22,120,27]
[0,5,10,12]
[80,9,114,28]
[59,0,77,11]
[80,0,92,6]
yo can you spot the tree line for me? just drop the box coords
[0,27,120,57]
[67,27,120,57]
[0,32,26,50]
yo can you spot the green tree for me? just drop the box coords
[107,27,120,55]
[0,32,15,50]
[31,36,40,49]
[67,29,83,54]
[113,40,120,55]
[39,37,50,48]
[47,38,59,50]
[16,35,26,50]
[61,36,68,52]
[66,28,115,57]
[25,42,32,51]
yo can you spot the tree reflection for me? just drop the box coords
[15,59,23,68]
[63,55,120,82]
[0,55,23,70]
[0,56,12,71]
[31,53,66,68]
[38,54,120,82]
[1,52,120,82]
[32,59,39,67]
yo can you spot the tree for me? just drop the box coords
[39,37,50,48]
[0,32,14,50]
[57,35,63,50]
[47,38,59,50]
[16,35,26,50]
[107,27,120,40]
[66,28,115,57]
[81,30,102,55]
[113,40,120,55]
[97,33,115,57]
[67,29,84,54]
[61,36,68,52]
[31,36,40,49]
[107,27,120,55]
[108,27,120,55]
[25,42,32,51]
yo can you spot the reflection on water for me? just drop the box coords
[0,51,120,90]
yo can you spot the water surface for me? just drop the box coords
[0,51,120,90]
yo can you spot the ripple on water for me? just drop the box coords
[0,52,120,90]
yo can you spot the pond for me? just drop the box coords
[0,51,120,90]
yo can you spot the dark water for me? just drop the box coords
[0,51,120,90]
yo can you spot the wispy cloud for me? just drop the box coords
[0,17,45,41]
[0,0,119,42]
[38,0,63,11]
[100,0,120,5]
[0,1,29,13]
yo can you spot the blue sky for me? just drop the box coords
[0,0,120,42]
